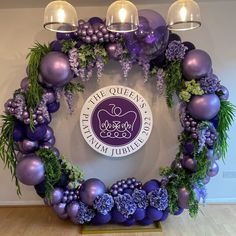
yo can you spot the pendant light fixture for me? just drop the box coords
[106,0,139,33]
[167,0,201,31]
[43,0,78,33]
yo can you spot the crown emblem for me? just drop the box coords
[97,104,138,139]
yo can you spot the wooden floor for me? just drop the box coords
[0,205,235,236]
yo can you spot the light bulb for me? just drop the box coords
[57,8,65,23]
[119,8,127,23]
[179,6,187,21]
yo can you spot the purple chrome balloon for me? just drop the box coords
[40,52,73,87]
[16,155,45,185]
[203,176,211,185]
[43,126,54,141]
[51,188,64,205]
[44,90,56,104]
[105,43,119,59]
[53,203,67,216]
[178,187,190,209]
[26,125,47,141]
[67,202,80,219]
[208,161,219,177]
[20,77,29,91]
[18,139,39,154]
[217,85,229,101]
[80,178,106,206]
[181,156,197,172]
[188,94,221,120]
[183,49,212,80]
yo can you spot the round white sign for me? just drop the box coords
[80,86,153,157]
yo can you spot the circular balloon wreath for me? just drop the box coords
[0,10,235,226]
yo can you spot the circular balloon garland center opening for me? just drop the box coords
[0,11,235,227]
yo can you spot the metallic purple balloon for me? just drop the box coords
[40,52,73,87]
[105,43,119,59]
[208,161,219,177]
[67,202,80,219]
[20,77,29,91]
[18,139,39,154]
[217,85,229,101]
[178,187,190,209]
[51,188,64,205]
[188,94,221,120]
[88,17,104,26]
[171,160,183,171]
[80,178,106,206]
[53,203,67,216]
[16,152,26,162]
[43,126,54,141]
[44,90,56,104]
[51,147,60,157]
[203,176,211,185]
[183,49,212,80]
[16,155,45,185]
[181,156,197,172]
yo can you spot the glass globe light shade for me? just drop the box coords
[106,0,139,33]
[43,0,78,33]
[167,0,201,31]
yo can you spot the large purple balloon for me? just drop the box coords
[178,187,190,209]
[40,52,73,87]
[208,161,219,177]
[16,155,45,185]
[188,94,221,120]
[18,139,39,154]
[183,49,212,80]
[79,178,106,206]
[51,188,64,205]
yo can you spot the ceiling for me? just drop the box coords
[0,0,231,9]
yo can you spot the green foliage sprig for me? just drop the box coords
[180,80,204,102]
[36,148,62,198]
[214,101,235,160]
[64,82,85,94]
[77,44,96,68]
[164,60,183,108]
[26,43,51,110]
[61,158,84,188]
[0,114,21,196]
[62,40,77,54]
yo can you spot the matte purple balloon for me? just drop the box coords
[178,187,190,209]
[92,213,111,225]
[26,125,47,141]
[217,85,229,101]
[18,139,39,154]
[188,94,221,120]
[20,77,29,91]
[183,49,212,80]
[208,161,219,177]
[40,52,73,87]
[80,178,106,206]
[16,155,45,185]
[67,202,80,219]
[51,188,64,205]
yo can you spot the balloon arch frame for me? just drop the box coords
[0,10,235,226]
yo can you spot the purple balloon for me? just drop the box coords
[40,52,73,87]
[217,85,229,101]
[79,178,106,206]
[183,141,194,154]
[142,179,160,193]
[105,43,119,59]
[111,208,126,223]
[178,187,190,209]
[53,203,67,216]
[133,208,146,221]
[44,90,56,104]
[147,207,163,221]
[88,17,104,26]
[174,207,184,216]
[20,77,29,91]
[123,217,136,226]
[18,139,39,154]
[16,152,27,162]
[47,101,60,113]
[67,202,80,219]
[135,16,150,40]
[13,124,25,142]
[181,156,197,172]
[171,160,183,171]
[43,126,54,141]
[139,217,153,226]
[92,213,111,225]
[208,161,219,177]
[56,32,73,41]
[16,155,45,185]
[26,125,47,141]
[183,49,212,80]
[51,147,60,157]
[203,176,211,185]
[160,209,169,222]
[50,40,63,52]
[188,94,221,120]
[51,188,64,205]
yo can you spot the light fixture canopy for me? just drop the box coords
[43,0,78,33]
[106,0,139,33]
[167,0,201,31]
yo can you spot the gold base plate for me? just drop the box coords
[81,222,162,234]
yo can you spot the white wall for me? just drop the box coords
[0,1,235,205]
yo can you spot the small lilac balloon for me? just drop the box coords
[43,126,54,141]
[67,202,80,219]
[105,43,119,59]
[16,152,27,162]
[50,40,63,52]
[217,85,229,101]
[147,207,163,221]
[44,90,56,104]
[203,176,211,185]
[53,203,67,216]
[183,140,195,154]
[208,161,219,177]
[178,187,190,209]
[51,188,64,205]
[183,49,212,80]
[20,77,29,91]
[18,139,39,154]
[16,155,45,185]
[51,147,60,157]
[80,178,106,206]
[181,156,197,172]
[47,101,60,113]
[174,207,184,216]
[171,160,183,171]
[194,188,201,202]
[46,136,56,146]
[207,149,214,161]
[188,94,221,120]
[40,52,73,87]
